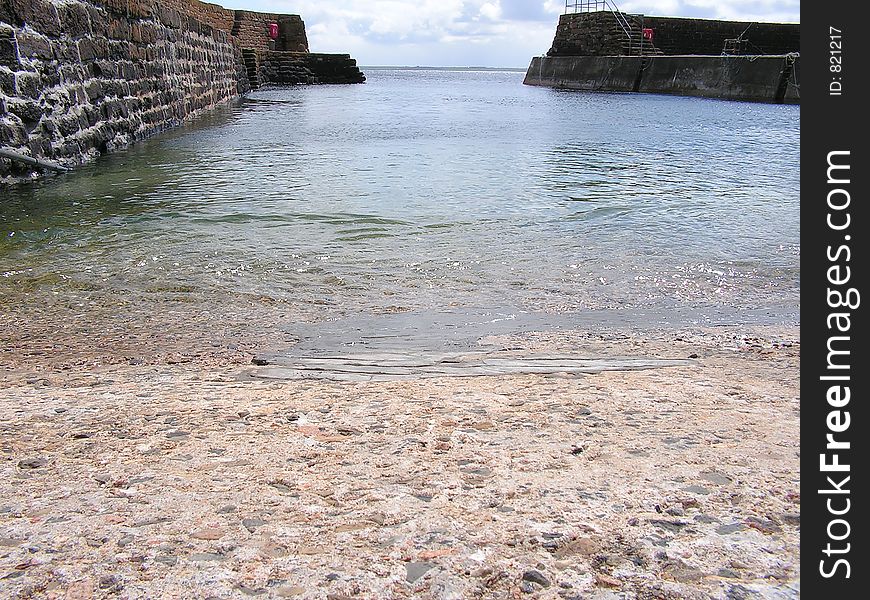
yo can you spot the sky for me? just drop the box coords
[224,1,800,68]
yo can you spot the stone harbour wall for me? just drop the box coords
[549,12,799,57]
[1,0,248,179]
[635,16,799,56]
[532,12,799,104]
[548,12,634,57]
[1,0,355,181]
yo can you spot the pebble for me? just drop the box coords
[700,471,732,485]
[17,458,47,470]
[236,584,266,596]
[594,573,621,588]
[693,514,718,524]
[745,516,781,534]
[191,528,224,540]
[99,575,120,590]
[189,552,225,562]
[521,569,550,587]
[648,519,687,533]
[716,523,746,535]
[554,537,598,558]
[242,518,267,532]
[665,562,705,583]
[781,512,800,526]
[0,538,21,547]
[405,562,435,583]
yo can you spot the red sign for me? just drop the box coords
[642,28,654,41]
[268,23,279,39]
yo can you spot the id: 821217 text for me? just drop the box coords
[829,27,843,96]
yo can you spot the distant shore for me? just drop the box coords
[361,66,528,72]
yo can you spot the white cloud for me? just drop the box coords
[479,2,502,21]
[220,0,800,66]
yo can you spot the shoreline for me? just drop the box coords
[1,312,799,599]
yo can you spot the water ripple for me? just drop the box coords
[0,69,799,320]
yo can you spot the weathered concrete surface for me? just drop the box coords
[0,302,800,598]
[524,55,800,104]
[637,55,797,104]
[524,55,644,92]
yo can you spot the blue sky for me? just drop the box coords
[224,1,800,68]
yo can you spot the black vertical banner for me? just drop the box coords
[802,1,867,596]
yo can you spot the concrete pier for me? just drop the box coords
[524,54,800,104]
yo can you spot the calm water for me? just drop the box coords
[1,69,799,327]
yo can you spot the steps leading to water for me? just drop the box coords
[260,52,365,85]
[241,49,261,89]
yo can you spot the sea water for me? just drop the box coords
[0,69,799,331]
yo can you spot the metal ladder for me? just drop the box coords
[564,0,647,55]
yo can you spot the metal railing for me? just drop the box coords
[565,1,609,12]
[565,0,642,55]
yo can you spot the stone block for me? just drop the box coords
[38,116,56,136]
[34,61,60,88]
[8,98,44,125]
[92,59,116,78]
[59,3,92,38]
[0,121,26,146]
[1,29,19,69]
[108,40,133,60]
[1,0,15,25]
[29,137,52,158]
[84,79,103,101]
[13,70,40,99]
[15,30,53,60]
[108,19,132,41]
[87,6,108,37]
[0,68,15,94]
[78,37,108,62]
[158,7,182,30]
[57,138,82,158]
[52,39,80,62]
[101,79,121,96]
[84,104,100,126]
[59,63,85,84]
[10,0,62,37]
